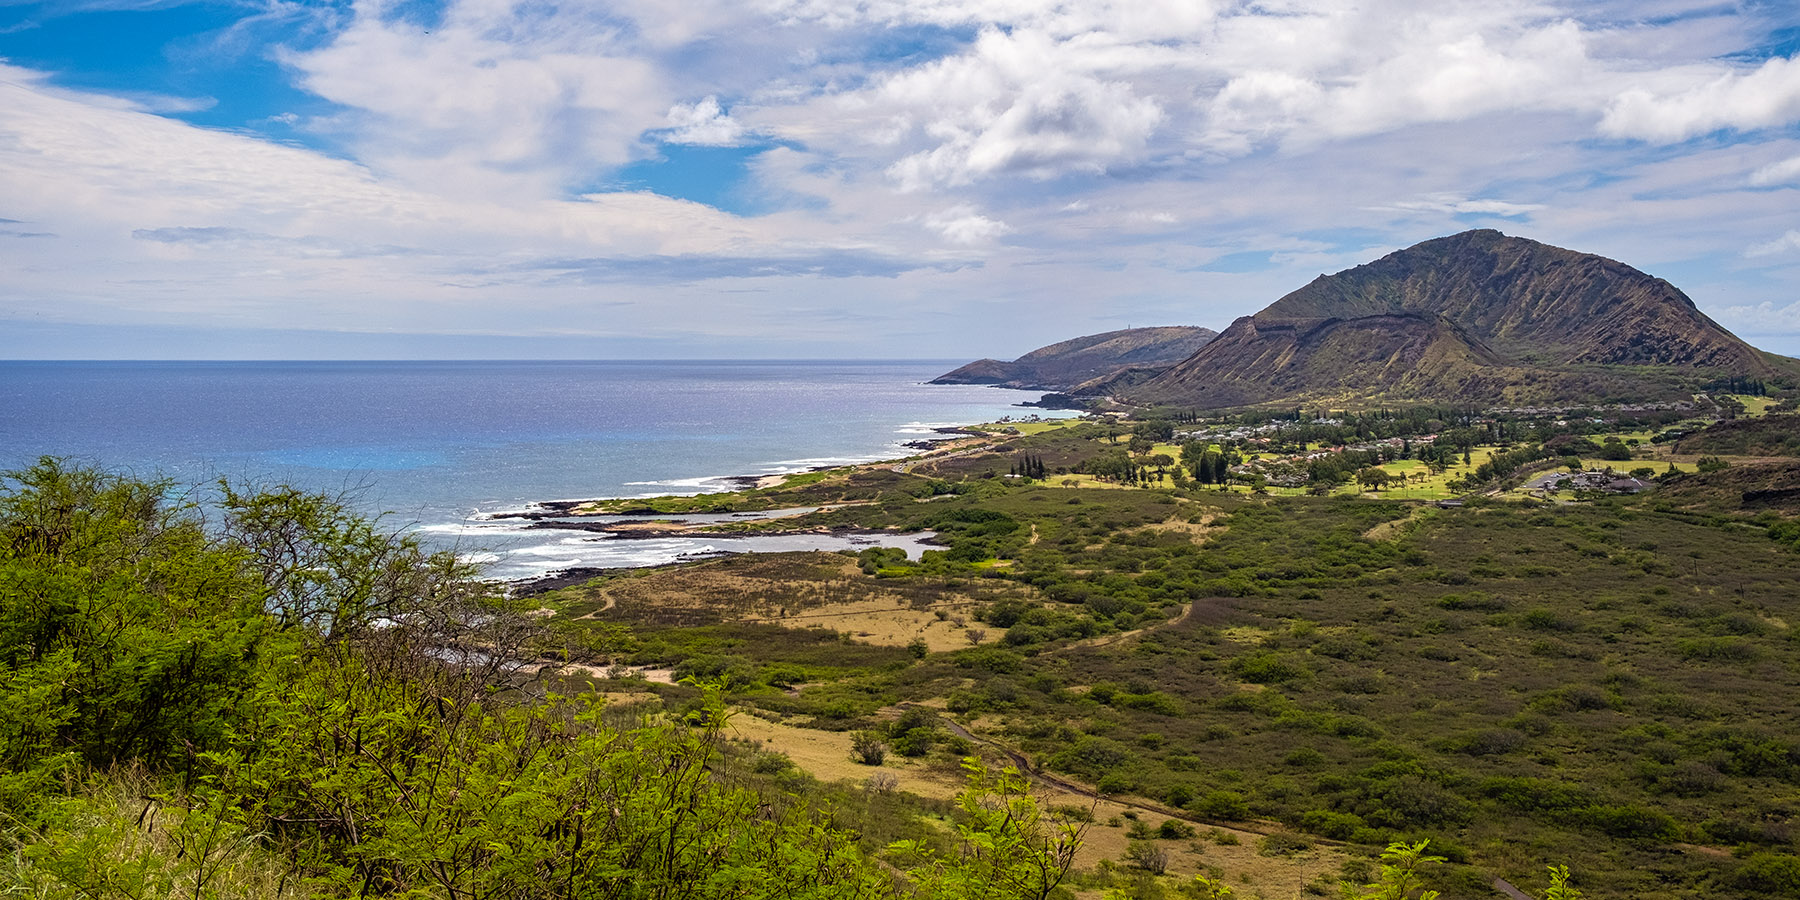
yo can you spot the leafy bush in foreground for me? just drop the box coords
[0,459,1082,900]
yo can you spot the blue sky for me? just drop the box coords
[2,0,1799,359]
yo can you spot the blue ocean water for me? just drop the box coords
[0,360,1063,578]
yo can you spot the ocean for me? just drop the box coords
[0,360,1063,579]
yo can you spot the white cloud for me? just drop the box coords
[1198,8,1604,152]
[283,0,669,197]
[1750,155,1800,187]
[0,62,925,338]
[769,0,1223,41]
[1747,230,1800,258]
[923,205,1011,244]
[1600,54,1800,143]
[1384,194,1545,216]
[1714,299,1800,338]
[869,28,1164,189]
[11,0,1800,356]
[663,96,747,145]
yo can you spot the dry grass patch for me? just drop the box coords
[1219,626,1275,645]
[585,553,908,625]
[1071,813,1345,896]
[1133,514,1222,544]
[744,596,979,652]
[724,715,1339,893]
[572,552,1043,647]
[1363,507,1434,541]
[724,714,967,800]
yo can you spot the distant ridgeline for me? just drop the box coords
[930,325,1217,393]
[944,230,1800,410]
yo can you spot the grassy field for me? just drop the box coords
[1726,394,1781,417]
[535,411,1800,899]
[972,419,1082,436]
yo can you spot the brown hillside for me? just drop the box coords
[1674,414,1800,457]
[1126,230,1792,408]
[932,325,1216,391]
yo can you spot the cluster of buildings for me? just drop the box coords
[1523,469,1652,495]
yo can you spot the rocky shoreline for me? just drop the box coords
[489,425,983,521]
[495,424,991,592]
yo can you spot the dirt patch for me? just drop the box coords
[1219,626,1275,645]
[523,662,676,684]
[725,714,966,800]
[1071,812,1344,896]
[1363,507,1433,541]
[725,712,1343,891]
[571,551,1040,640]
[743,596,984,652]
[602,520,697,533]
[1133,514,1221,544]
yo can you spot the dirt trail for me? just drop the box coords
[1493,878,1531,900]
[574,588,618,619]
[1049,600,1200,655]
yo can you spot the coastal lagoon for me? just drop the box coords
[0,360,1066,579]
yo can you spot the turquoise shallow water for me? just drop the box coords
[0,360,1064,578]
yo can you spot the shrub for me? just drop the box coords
[1733,852,1800,896]
[1298,809,1367,840]
[1124,840,1169,874]
[1231,651,1309,684]
[1258,833,1313,857]
[1284,747,1326,767]
[1191,790,1250,821]
[850,731,887,766]
[1583,804,1679,841]
[890,728,935,758]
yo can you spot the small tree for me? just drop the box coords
[1356,467,1391,492]
[1124,840,1169,874]
[890,758,1083,900]
[1541,865,1583,900]
[1348,839,1444,900]
[1187,875,1235,898]
[851,731,887,766]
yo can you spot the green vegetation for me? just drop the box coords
[12,381,1800,899]
[524,396,1800,898]
[1675,414,1800,457]
[0,459,1083,900]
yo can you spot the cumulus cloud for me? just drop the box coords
[871,28,1164,189]
[0,61,941,338]
[759,1,1648,187]
[923,205,1011,244]
[283,1,670,196]
[11,0,1800,355]
[663,96,747,145]
[1600,55,1800,143]
[1747,230,1800,258]
[1714,299,1800,339]
[769,0,1222,40]
[1198,9,1602,152]
[1750,155,1800,187]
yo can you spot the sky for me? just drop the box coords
[2,0,1799,360]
